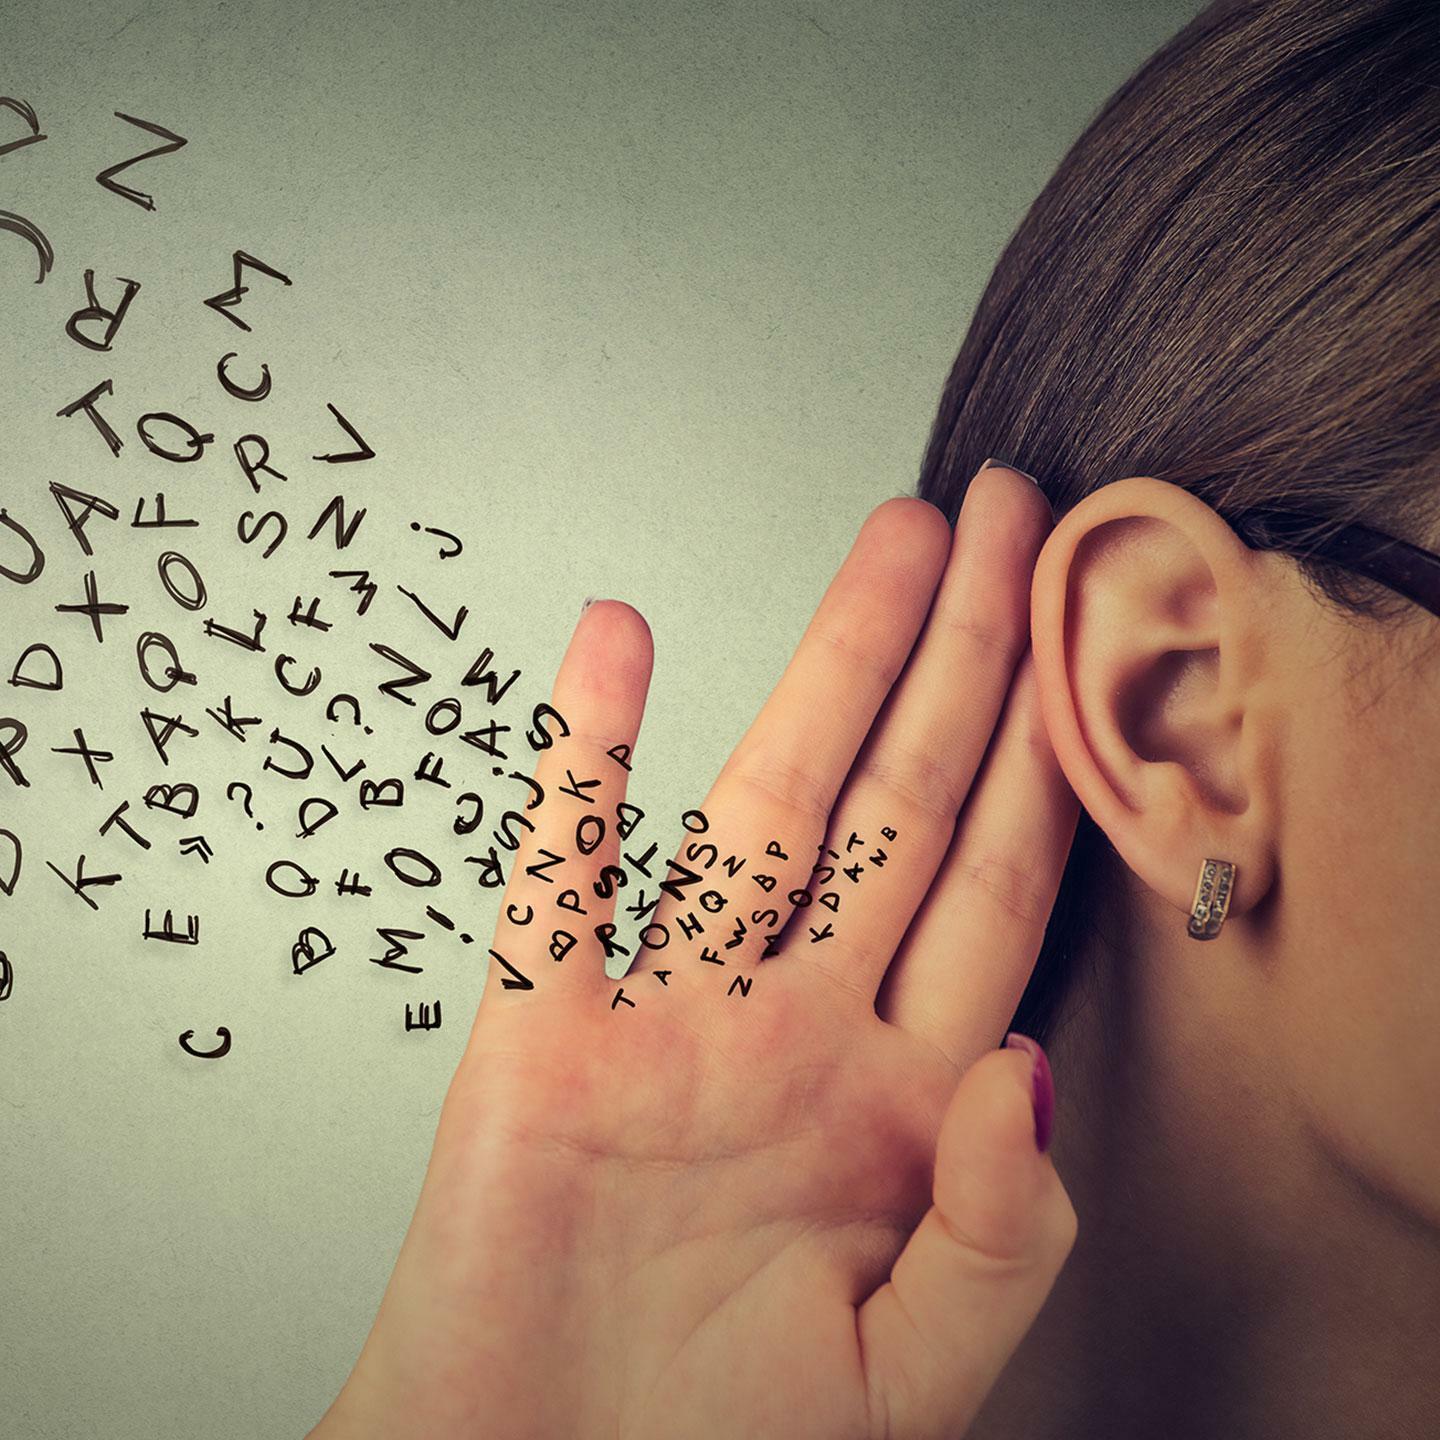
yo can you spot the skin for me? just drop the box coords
[305,465,1439,1438]
[303,465,1084,1440]
[965,475,1440,1439]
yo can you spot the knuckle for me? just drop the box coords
[1045,1184,1081,1255]
[812,620,893,685]
[955,851,1050,929]
[933,1197,1038,1276]
[854,746,966,829]
[728,753,833,828]
[554,725,630,765]
[938,604,1020,659]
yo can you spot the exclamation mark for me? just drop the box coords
[426,904,473,943]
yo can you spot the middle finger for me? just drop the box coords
[623,496,952,991]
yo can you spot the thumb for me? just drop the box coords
[855,1032,1078,1440]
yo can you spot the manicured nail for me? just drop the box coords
[1003,1030,1054,1153]
[981,456,1041,486]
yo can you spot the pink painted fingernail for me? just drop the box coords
[1003,1030,1054,1153]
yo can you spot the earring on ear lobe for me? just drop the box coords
[1187,858,1236,940]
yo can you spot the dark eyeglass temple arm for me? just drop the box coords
[1228,506,1440,621]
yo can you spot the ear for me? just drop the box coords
[1028,476,1283,930]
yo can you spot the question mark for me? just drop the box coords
[225,780,264,831]
[326,692,372,736]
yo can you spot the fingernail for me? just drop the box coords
[1003,1030,1054,1153]
[981,456,1041,486]
[580,595,603,615]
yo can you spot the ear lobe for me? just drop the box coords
[1028,476,1277,928]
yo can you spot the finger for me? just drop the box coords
[764,464,1052,1006]
[875,649,1081,1063]
[480,600,653,1007]
[622,498,951,990]
[856,1035,1078,1440]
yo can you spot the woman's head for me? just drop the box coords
[917,0,1440,1220]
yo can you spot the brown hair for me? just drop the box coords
[915,0,1440,1048]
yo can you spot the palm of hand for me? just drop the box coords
[314,477,1080,1440]
[384,979,956,1440]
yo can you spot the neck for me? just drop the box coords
[966,885,1440,1439]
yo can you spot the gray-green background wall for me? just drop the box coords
[1,3,1199,1435]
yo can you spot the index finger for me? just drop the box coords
[479,599,654,1007]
